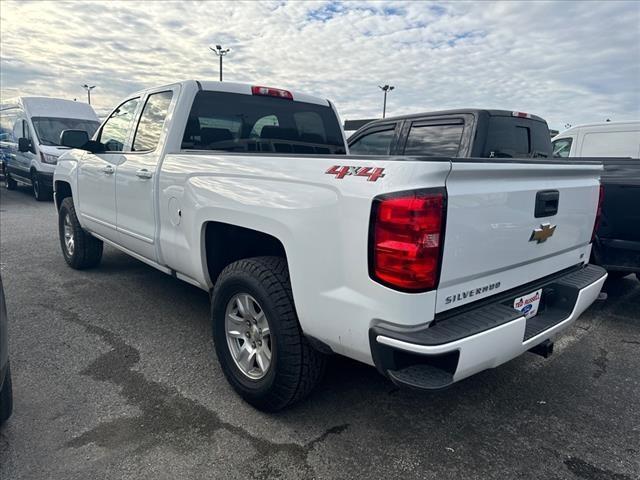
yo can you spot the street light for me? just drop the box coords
[378,84,394,118]
[209,44,230,81]
[82,84,96,105]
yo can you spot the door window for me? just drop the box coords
[552,138,573,158]
[22,120,33,142]
[132,91,174,152]
[349,128,395,155]
[404,124,463,156]
[99,97,140,152]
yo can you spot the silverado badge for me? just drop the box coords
[530,223,557,243]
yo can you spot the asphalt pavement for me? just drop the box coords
[0,184,638,480]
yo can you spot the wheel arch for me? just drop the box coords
[54,180,73,211]
[203,221,289,288]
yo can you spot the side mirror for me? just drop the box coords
[83,140,105,154]
[60,129,89,149]
[18,137,30,153]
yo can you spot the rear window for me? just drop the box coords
[182,91,346,154]
[483,117,552,158]
[404,123,463,156]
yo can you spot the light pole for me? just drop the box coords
[210,44,230,81]
[82,84,96,105]
[378,85,394,118]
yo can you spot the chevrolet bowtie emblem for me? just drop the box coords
[530,223,557,243]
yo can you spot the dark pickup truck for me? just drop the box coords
[592,159,640,281]
[347,109,553,158]
[348,109,640,281]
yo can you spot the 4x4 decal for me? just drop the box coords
[325,165,385,182]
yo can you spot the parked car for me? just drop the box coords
[54,81,606,411]
[0,97,100,200]
[0,275,12,426]
[552,122,640,281]
[348,109,553,158]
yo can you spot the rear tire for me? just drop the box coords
[58,197,103,269]
[0,363,13,426]
[212,256,326,411]
[5,173,16,190]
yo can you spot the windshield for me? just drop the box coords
[31,116,100,146]
[182,91,346,154]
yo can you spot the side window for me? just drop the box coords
[99,97,140,152]
[22,120,32,141]
[132,91,173,152]
[12,118,23,140]
[349,128,395,155]
[552,138,572,158]
[404,124,463,156]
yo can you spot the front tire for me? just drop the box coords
[212,256,325,411]
[0,363,13,426]
[58,197,103,269]
[32,171,52,201]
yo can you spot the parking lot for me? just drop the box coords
[0,184,638,480]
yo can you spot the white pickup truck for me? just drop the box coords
[54,80,607,411]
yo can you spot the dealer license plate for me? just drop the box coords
[513,288,542,319]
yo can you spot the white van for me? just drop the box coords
[0,97,100,200]
[551,121,640,158]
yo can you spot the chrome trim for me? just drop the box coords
[117,226,154,244]
[80,213,116,230]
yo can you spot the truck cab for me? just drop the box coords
[348,109,553,159]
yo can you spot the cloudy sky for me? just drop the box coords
[1,0,638,130]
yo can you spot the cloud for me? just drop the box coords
[1,0,638,130]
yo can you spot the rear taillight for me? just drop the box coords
[251,85,293,100]
[369,189,446,292]
[591,184,604,242]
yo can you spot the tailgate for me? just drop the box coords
[436,160,602,313]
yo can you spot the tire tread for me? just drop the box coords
[59,197,103,269]
[212,256,325,411]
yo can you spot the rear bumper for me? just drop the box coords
[369,264,607,390]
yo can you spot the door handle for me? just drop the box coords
[101,165,115,175]
[136,168,153,179]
